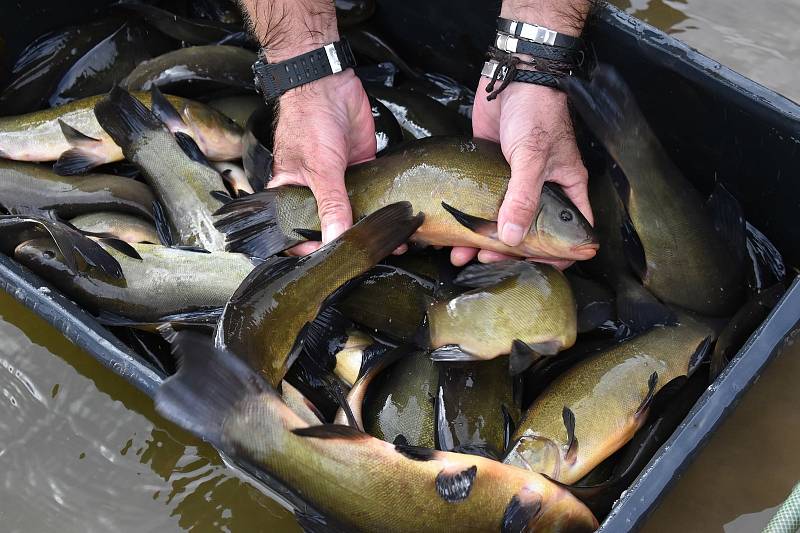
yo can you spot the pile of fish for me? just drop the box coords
[0,1,788,531]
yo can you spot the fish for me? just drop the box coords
[370,96,403,154]
[94,87,229,251]
[122,45,257,96]
[342,27,420,79]
[189,0,243,25]
[503,312,714,484]
[0,159,155,220]
[335,265,435,344]
[0,19,120,114]
[0,91,242,175]
[566,65,745,316]
[362,348,438,447]
[582,164,675,333]
[428,261,577,374]
[208,95,266,128]
[436,357,520,459]
[336,0,376,28]
[333,329,381,387]
[400,72,475,118]
[219,202,424,387]
[49,22,174,106]
[566,271,617,334]
[214,136,598,261]
[14,238,254,322]
[114,1,242,45]
[68,212,160,244]
[213,161,254,195]
[155,332,599,533]
[241,106,274,192]
[365,84,470,140]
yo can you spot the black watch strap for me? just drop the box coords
[497,17,582,50]
[253,39,357,100]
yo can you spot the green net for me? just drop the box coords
[764,483,800,533]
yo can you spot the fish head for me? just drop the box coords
[504,432,563,479]
[14,238,73,284]
[183,104,244,161]
[530,185,598,260]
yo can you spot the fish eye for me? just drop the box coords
[43,250,55,259]
[559,210,574,222]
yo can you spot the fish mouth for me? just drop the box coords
[569,241,599,259]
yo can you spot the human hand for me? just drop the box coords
[269,70,376,254]
[451,79,593,268]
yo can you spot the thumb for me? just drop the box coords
[497,152,545,247]
[305,168,353,244]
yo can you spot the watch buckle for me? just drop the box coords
[324,43,343,74]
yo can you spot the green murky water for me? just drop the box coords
[1,2,799,531]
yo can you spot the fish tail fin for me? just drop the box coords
[213,189,301,258]
[94,86,166,148]
[615,276,677,333]
[53,120,106,175]
[563,64,644,152]
[155,331,276,449]
[340,201,424,263]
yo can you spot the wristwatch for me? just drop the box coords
[252,39,357,100]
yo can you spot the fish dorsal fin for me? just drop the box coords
[98,237,142,260]
[291,424,368,440]
[453,260,528,289]
[707,182,746,263]
[562,406,579,464]
[150,85,187,131]
[440,201,497,237]
[58,120,101,145]
[174,131,213,167]
[634,372,659,419]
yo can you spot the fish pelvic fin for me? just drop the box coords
[154,331,276,450]
[53,120,106,175]
[213,189,301,258]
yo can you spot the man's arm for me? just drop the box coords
[240,0,376,249]
[457,0,593,267]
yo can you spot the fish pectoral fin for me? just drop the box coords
[620,217,648,281]
[394,436,438,461]
[210,190,234,204]
[430,344,481,362]
[509,339,547,376]
[150,85,188,131]
[435,465,477,503]
[502,489,543,533]
[175,131,213,167]
[562,406,579,464]
[152,200,175,246]
[453,260,525,288]
[213,189,302,258]
[293,228,322,241]
[707,181,746,263]
[634,371,659,419]
[97,237,142,260]
[291,424,369,440]
[440,201,497,238]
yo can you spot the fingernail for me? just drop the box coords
[323,222,345,244]
[500,223,524,246]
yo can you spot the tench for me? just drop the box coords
[15,238,254,322]
[365,84,470,140]
[156,332,599,532]
[219,202,424,387]
[566,66,744,316]
[95,87,229,251]
[0,160,154,220]
[0,91,242,175]
[214,136,598,261]
[333,329,381,386]
[428,261,577,374]
[504,313,714,484]
[69,212,160,244]
[436,357,520,459]
[208,94,265,128]
[362,348,438,447]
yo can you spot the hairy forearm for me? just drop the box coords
[500,0,591,36]
[239,0,338,62]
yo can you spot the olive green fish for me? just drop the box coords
[0,160,154,220]
[219,202,424,387]
[436,357,520,459]
[215,136,598,262]
[333,329,378,387]
[566,66,744,316]
[428,261,577,374]
[208,94,265,128]
[15,238,254,322]
[504,312,714,484]
[94,87,228,251]
[0,91,242,175]
[155,332,598,532]
[69,212,159,244]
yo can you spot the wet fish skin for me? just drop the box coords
[69,212,160,244]
[215,136,598,261]
[94,87,228,251]
[504,313,714,484]
[365,84,470,140]
[14,238,254,322]
[566,66,744,316]
[155,332,599,533]
[336,0,376,27]
[208,95,265,128]
[333,330,379,387]
[220,202,424,387]
[0,159,155,220]
[0,92,242,169]
[428,261,577,362]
